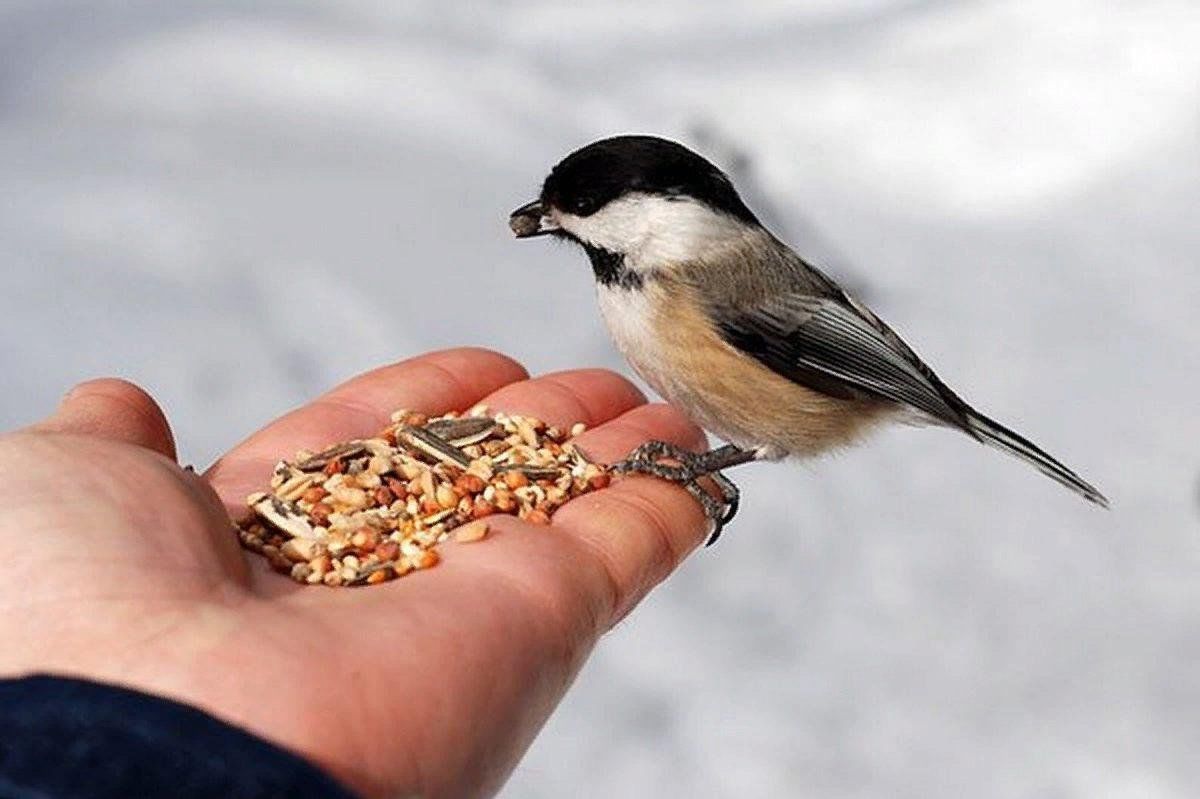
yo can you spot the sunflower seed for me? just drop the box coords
[251,495,319,540]
[423,416,500,447]
[398,425,471,468]
[295,441,369,471]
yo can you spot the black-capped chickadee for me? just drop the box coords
[510,135,1107,541]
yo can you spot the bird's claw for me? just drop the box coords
[611,440,741,546]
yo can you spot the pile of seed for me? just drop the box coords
[236,408,610,587]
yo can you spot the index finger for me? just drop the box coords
[205,348,529,513]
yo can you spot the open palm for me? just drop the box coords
[0,348,709,798]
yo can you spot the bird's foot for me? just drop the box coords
[610,441,749,546]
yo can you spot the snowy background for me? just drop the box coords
[3,1,1199,796]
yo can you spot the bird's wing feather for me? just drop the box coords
[704,253,1108,506]
[713,289,971,429]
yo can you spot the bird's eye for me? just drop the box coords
[570,195,597,216]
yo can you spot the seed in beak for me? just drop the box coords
[509,200,557,238]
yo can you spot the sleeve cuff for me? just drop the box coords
[0,675,358,799]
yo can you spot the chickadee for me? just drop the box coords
[510,135,1107,541]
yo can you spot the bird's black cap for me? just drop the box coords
[539,135,760,224]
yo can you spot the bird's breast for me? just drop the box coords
[596,284,668,391]
[596,279,740,439]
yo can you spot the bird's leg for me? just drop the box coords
[610,442,757,546]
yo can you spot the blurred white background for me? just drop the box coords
[2,1,1199,796]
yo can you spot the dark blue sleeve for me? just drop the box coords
[0,675,359,799]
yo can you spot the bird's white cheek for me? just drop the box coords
[633,199,744,264]
[560,194,745,268]
[558,202,649,255]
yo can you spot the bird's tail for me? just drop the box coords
[963,410,1109,508]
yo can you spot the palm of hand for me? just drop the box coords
[0,349,708,798]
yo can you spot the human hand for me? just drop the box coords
[0,348,709,798]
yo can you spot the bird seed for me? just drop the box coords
[234,408,608,587]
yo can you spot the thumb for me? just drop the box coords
[31,379,178,460]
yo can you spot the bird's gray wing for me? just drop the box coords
[707,255,1108,506]
[713,289,972,429]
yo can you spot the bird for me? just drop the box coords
[509,134,1107,542]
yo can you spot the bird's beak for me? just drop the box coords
[509,200,559,238]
